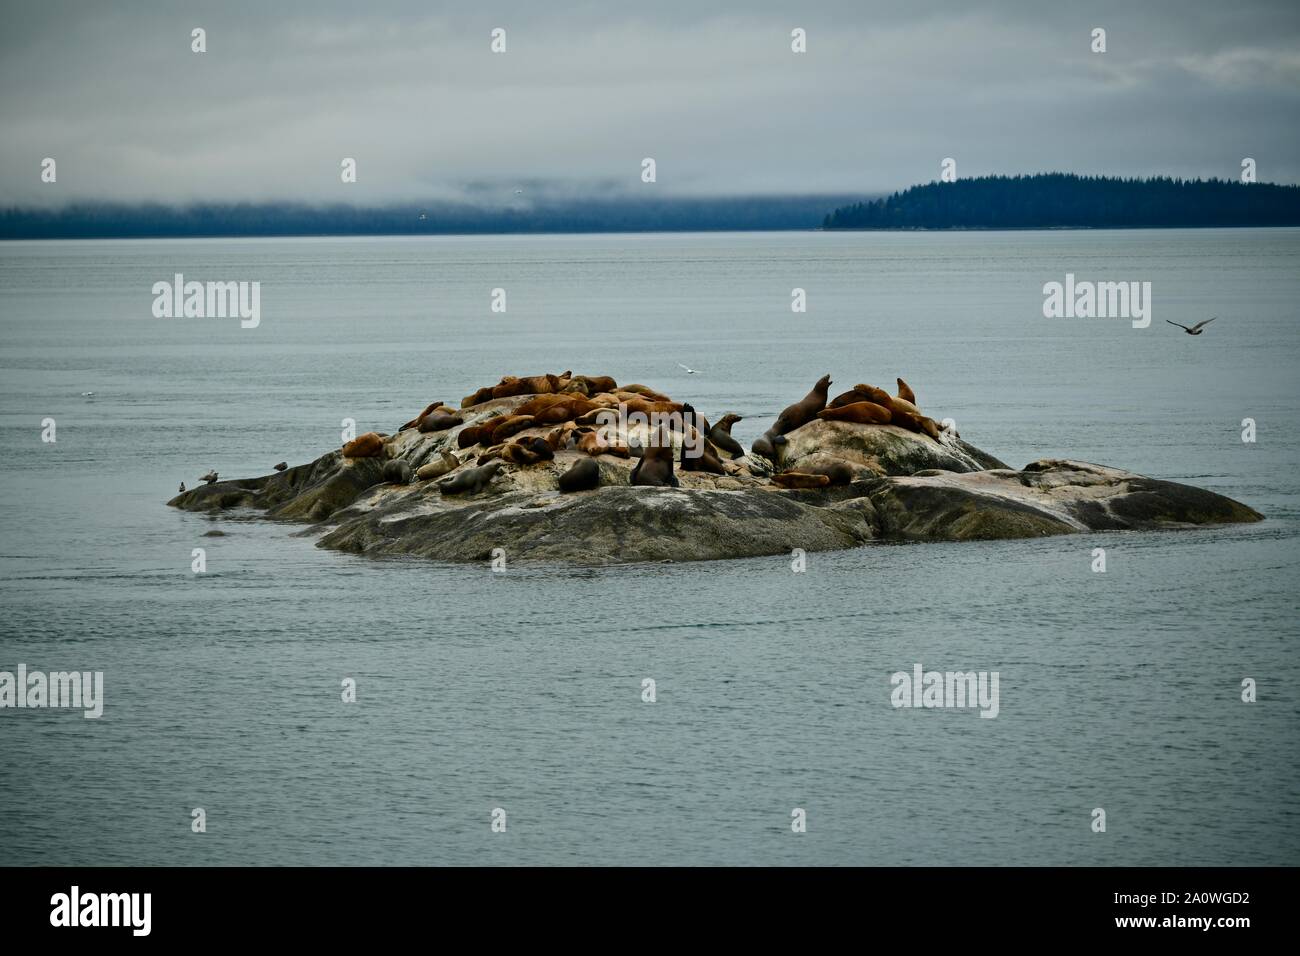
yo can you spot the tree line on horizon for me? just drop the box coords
[822,173,1300,229]
[0,195,859,239]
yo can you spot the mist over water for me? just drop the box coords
[1,229,1297,865]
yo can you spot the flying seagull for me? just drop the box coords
[677,363,702,374]
[1166,316,1217,335]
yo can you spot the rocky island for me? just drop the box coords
[169,370,1263,565]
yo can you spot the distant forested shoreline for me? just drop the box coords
[0,195,862,240]
[822,174,1300,230]
[4,175,1299,239]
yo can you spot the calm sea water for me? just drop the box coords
[1,230,1297,866]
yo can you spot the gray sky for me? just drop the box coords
[2,0,1298,206]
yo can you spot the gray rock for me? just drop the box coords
[780,419,1007,476]
[167,404,1261,565]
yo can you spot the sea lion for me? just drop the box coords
[616,398,685,418]
[817,401,893,425]
[557,458,601,492]
[437,459,504,495]
[771,472,831,489]
[570,375,617,395]
[201,470,219,484]
[402,401,447,430]
[273,461,288,472]
[830,384,893,409]
[751,431,780,461]
[416,451,461,481]
[679,439,729,475]
[461,386,497,408]
[916,415,942,440]
[342,432,384,458]
[620,384,673,403]
[491,373,562,399]
[532,397,601,424]
[896,377,917,404]
[383,459,413,484]
[829,384,886,409]
[458,416,505,448]
[500,437,555,466]
[771,374,832,437]
[707,413,745,458]
[513,394,570,417]
[490,415,537,444]
[629,433,679,487]
[800,460,855,485]
[544,422,580,451]
[418,409,464,433]
[576,427,630,458]
[883,394,941,439]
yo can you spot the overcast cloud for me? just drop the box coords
[2,0,1298,206]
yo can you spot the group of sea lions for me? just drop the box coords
[755,373,949,488]
[332,367,947,500]
[338,370,749,498]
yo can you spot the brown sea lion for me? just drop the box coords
[771,472,831,489]
[817,401,893,425]
[402,401,446,430]
[575,375,617,394]
[828,385,883,409]
[707,413,745,458]
[273,461,288,472]
[500,437,555,466]
[533,397,601,425]
[513,394,570,417]
[896,377,917,404]
[831,383,894,409]
[771,374,832,437]
[620,384,673,403]
[544,422,580,451]
[460,386,497,408]
[418,409,464,433]
[916,415,942,440]
[437,459,504,495]
[629,432,679,487]
[576,427,630,458]
[680,443,728,475]
[415,451,461,481]
[558,458,601,492]
[342,432,384,458]
[883,394,941,440]
[490,415,537,444]
[491,373,562,399]
[457,416,505,448]
[800,460,855,485]
[619,398,686,417]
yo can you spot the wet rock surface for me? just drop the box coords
[168,377,1262,565]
